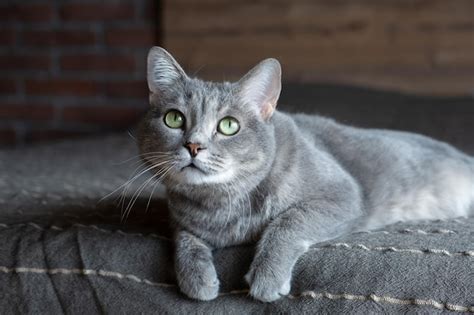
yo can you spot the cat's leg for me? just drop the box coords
[245,200,360,302]
[174,229,219,300]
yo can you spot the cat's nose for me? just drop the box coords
[184,142,204,157]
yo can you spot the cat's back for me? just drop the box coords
[289,111,468,161]
[286,111,474,223]
[288,111,474,183]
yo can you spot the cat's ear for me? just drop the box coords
[237,58,281,120]
[147,46,188,94]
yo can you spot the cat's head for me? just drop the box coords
[138,47,281,188]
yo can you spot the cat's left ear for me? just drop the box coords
[237,58,281,120]
[147,46,188,94]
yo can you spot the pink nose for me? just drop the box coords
[185,143,202,157]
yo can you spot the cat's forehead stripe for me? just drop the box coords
[186,82,231,119]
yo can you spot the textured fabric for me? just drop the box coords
[1,85,474,314]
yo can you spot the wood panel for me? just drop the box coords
[163,0,474,96]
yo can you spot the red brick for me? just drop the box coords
[105,81,148,98]
[22,30,96,46]
[25,79,102,96]
[62,106,144,126]
[0,54,50,71]
[25,129,86,143]
[60,3,135,21]
[0,29,16,45]
[0,80,17,94]
[60,54,136,72]
[0,103,54,121]
[105,27,156,46]
[0,4,53,22]
[0,128,17,146]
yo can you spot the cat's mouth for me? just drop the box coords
[181,162,205,173]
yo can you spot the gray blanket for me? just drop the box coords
[0,134,473,314]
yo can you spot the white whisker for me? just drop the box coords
[145,164,174,213]
[122,162,176,222]
[98,161,151,203]
[112,152,172,165]
[117,159,173,213]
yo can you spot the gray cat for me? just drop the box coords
[138,46,474,302]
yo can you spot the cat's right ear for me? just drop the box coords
[237,58,281,121]
[147,47,188,94]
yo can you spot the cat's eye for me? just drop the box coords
[164,110,185,129]
[218,117,240,136]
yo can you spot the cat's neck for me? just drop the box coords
[168,176,262,204]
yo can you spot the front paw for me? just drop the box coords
[245,262,291,302]
[176,259,220,301]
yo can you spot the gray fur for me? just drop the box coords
[138,47,474,302]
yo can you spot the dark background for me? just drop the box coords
[0,0,473,147]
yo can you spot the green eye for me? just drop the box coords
[218,116,240,136]
[164,110,185,129]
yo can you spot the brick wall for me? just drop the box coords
[0,0,160,146]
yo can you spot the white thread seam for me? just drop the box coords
[2,222,468,241]
[2,223,474,256]
[0,222,172,241]
[359,228,461,235]
[289,291,474,313]
[319,243,474,257]
[0,266,174,288]
[0,266,472,313]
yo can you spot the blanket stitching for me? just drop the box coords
[359,229,461,235]
[1,223,473,256]
[0,266,472,313]
[290,291,474,313]
[2,222,472,241]
[317,243,474,257]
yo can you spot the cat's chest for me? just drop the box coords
[169,194,275,247]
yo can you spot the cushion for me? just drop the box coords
[1,134,473,314]
[1,84,473,313]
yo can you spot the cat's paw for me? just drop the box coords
[245,264,291,302]
[177,260,220,301]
